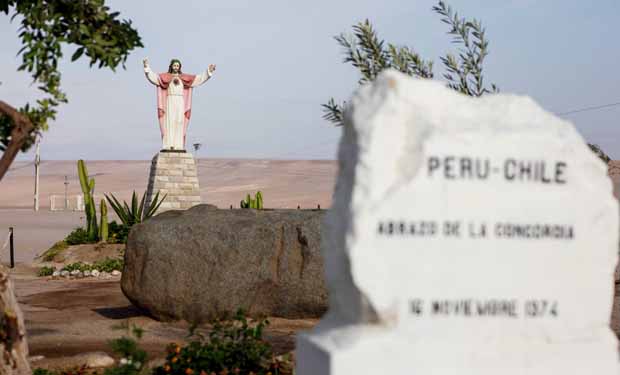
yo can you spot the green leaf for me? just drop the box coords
[71,47,84,61]
[137,190,146,222]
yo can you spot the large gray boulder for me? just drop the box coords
[122,204,328,321]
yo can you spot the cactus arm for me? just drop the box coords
[77,160,89,194]
[87,194,98,241]
[99,199,109,242]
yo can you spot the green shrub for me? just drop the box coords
[61,258,123,273]
[37,266,55,277]
[64,227,92,245]
[154,310,281,375]
[108,220,131,244]
[104,326,147,375]
[106,190,166,227]
[61,262,89,272]
[94,257,124,272]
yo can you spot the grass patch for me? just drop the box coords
[37,266,56,277]
[62,258,124,273]
[40,240,69,262]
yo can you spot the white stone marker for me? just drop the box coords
[296,70,620,374]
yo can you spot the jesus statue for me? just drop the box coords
[143,58,216,151]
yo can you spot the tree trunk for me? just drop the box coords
[0,264,31,375]
[0,101,34,182]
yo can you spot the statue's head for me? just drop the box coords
[168,59,182,74]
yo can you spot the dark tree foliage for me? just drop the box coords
[323,1,498,126]
[588,143,611,164]
[0,0,142,181]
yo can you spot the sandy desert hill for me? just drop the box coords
[0,158,337,209]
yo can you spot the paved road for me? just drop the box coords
[0,209,83,263]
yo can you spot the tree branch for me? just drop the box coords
[0,101,34,181]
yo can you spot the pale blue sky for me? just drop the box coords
[1,0,619,160]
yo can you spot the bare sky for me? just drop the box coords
[1,0,619,161]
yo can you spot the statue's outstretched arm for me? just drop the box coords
[143,59,160,87]
[191,64,216,87]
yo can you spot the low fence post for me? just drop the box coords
[9,227,14,269]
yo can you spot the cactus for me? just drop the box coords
[78,159,108,242]
[99,199,108,242]
[239,191,264,210]
[78,159,98,241]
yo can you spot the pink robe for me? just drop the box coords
[156,73,196,147]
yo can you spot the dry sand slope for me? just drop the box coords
[0,159,337,263]
[0,159,337,209]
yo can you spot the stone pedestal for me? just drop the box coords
[145,151,201,212]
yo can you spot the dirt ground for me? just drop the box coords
[11,264,316,369]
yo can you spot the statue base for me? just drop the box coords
[145,151,201,212]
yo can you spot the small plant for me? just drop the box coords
[108,221,131,244]
[105,190,167,227]
[61,262,89,273]
[65,227,91,245]
[104,325,147,375]
[94,257,124,273]
[61,258,123,273]
[154,310,283,375]
[240,191,264,209]
[37,266,55,277]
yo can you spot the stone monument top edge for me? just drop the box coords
[348,69,584,140]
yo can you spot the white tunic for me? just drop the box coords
[144,66,212,150]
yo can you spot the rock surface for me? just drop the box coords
[297,70,620,374]
[122,204,327,321]
[73,351,115,368]
[0,265,30,375]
